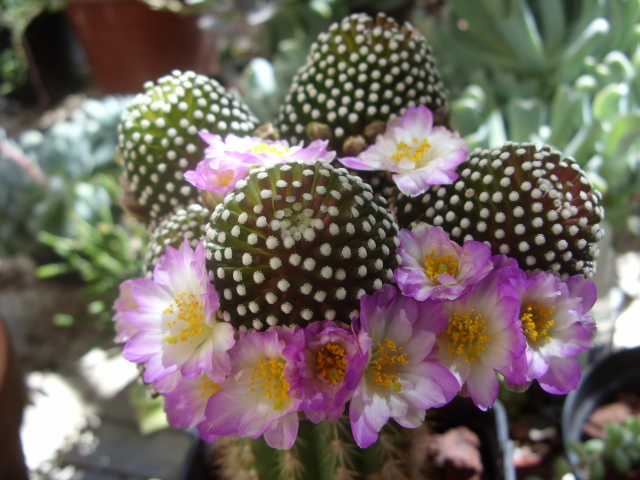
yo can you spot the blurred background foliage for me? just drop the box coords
[413,0,640,250]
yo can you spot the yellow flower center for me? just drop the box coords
[368,339,409,392]
[520,302,555,342]
[251,143,291,157]
[217,170,235,186]
[250,357,290,410]
[441,309,491,362]
[424,251,458,283]
[316,342,347,384]
[163,292,205,344]
[391,137,431,165]
[199,376,222,397]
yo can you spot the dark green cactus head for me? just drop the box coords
[275,12,449,157]
[205,160,400,330]
[395,142,605,278]
[117,70,259,221]
[144,202,212,276]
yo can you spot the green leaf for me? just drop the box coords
[610,448,632,474]
[505,97,545,142]
[592,83,628,121]
[535,0,566,53]
[548,83,584,147]
[605,0,640,53]
[499,0,548,72]
[557,18,611,84]
[604,113,640,159]
[584,438,606,456]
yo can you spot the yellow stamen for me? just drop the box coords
[441,309,491,362]
[316,342,347,384]
[391,137,431,164]
[368,339,409,392]
[199,376,222,397]
[163,292,205,344]
[520,302,555,342]
[424,251,458,283]
[217,170,235,186]
[250,357,290,410]
[251,143,291,157]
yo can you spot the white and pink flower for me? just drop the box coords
[199,327,304,449]
[349,285,459,448]
[121,239,234,385]
[395,224,493,301]
[338,105,468,196]
[431,270,526,410]
[498,270,597,394]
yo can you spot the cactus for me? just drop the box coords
[117,70,260,221]
[394,142,605,278]
[276,12,449,157]
[110,10,605,480]
[208,416,414,480]
[205,160,399,330]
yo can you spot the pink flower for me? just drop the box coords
[498,270,597,394]
[349,285,459,448]
[298,320,368,423]
[395,224,493,300]
[199,327,304,449]
[433,271,526,410]
[113,279,138,343]
[338,105,468,196]
[121,239,235,384]
[184,155,252,209]
[198,132,335,167]
[162,371,222,435]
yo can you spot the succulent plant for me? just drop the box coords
[414,0,640,247]
[143,202,212,276]
[205,160,399,330]
[275,12,449,157]
[557,413,640,480]
[0,95,130,262]
[117,70,260,222]
[394,142,605,278]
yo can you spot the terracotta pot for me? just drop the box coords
[0,315,29,480]
[65,0,206,94]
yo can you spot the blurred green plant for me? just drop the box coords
[0,95,145,328]
[0,95,130,261]
[414,0,640,248]
[0,0,65,95]
[553,414,640,480]
[36,189,146,327]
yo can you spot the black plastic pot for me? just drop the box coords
[562,346,640,472]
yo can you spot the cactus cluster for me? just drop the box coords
[111,9,607,480]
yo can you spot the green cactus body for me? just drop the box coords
[205,160,399,330]
[118,70,259,221]
[394,142,605,278]
[209,417,414,480]
[275,12,449,157]
[144,202,212,276]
